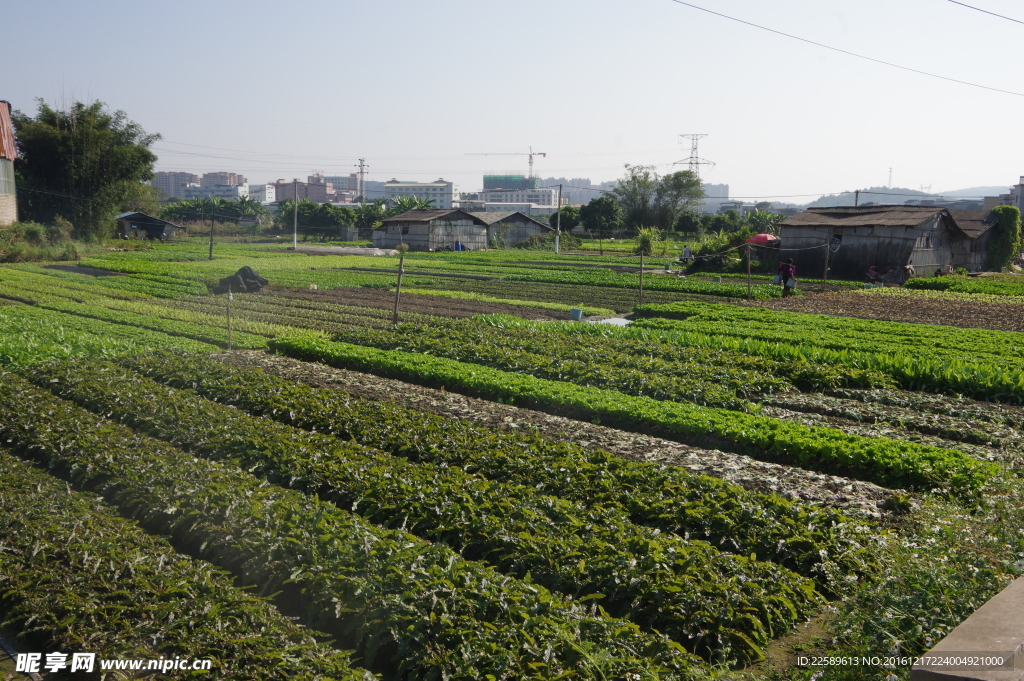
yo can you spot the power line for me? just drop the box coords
[948,0,1024,25]
[667,0,1024,98]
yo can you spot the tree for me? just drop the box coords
[354,200,388,230]
[655,170,703,230]
[747,209,785,235]
[755,201,774,210]
[13,99,160,239]
[673,210,701,234]
[121,183,163,216]
[386,196,434,217]
[611,164,660,229]
[611,165,703,231]
[550,206,580,232]
[579,196,623,239]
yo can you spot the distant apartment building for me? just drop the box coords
[151,172,201,199]
[248,184,276,203]
[384,179,457,209]
[183,184,250,201]
[324,175,357,191]
[483,174,539,191]
[273,178,330,203]
[480,187,558,209]
[983,177,1024,212]
[536,177,617,206]
[201,172,247,187]
[701,183,729,214]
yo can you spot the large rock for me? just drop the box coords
[212,266,268,294]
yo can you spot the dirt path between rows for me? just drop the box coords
[750,291,1024,332]
[213,350,890,516]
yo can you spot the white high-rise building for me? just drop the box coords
[183,184,250,201]
[248,184,276,203]
[383,178,457,209]
[479,187,558,208]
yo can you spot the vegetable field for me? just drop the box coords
[0,240,1022,681]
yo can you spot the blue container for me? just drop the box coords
[569,308,584,321]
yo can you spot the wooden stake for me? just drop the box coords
[392,251,405,326]
[639,250,644,305]
[226,283,232,351]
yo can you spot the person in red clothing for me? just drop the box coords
[778,258,796,297]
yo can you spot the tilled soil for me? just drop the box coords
[213,351,890,515]
[262,287,568,320]
[750,291,1024,331]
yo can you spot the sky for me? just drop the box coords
[5,0,1023,199]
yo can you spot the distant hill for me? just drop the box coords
[803,187,929,208]
[802,184,1010,208]
[935,186,1010,198]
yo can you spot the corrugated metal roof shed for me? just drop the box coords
[947,209,997,238]
[467,211,553,231]
[380,209,488,225]
[0,101,16,160]
[783,205,947,227]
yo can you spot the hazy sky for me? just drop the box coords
[6,0,1022,198]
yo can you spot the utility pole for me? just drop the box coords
[358,158,367,205]
[854,190,860,207]
[554,184,562,254]
[888,168,893,188]
[292,179,298,249]
[207,208,214,260]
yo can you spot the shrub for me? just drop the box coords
[988,206,1021,271]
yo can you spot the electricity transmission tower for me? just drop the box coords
[673,134,715,213]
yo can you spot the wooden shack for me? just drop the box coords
[468,211,553,247]
[374,209,489,251]
[114,212,182,240]
[778,206,998,281]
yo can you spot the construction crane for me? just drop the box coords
[466,146,547,178]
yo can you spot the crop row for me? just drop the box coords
[365,262,785,299]
[0,449,374,681]
[0,273,302,343]
[854,286,1024,306]
[0,373,700,680]
[904,274,1024,296]
[5,263,210,297]
[630,302,1024,402]
[0,305,215,366]
[121,352,876,586]
[155,293,437,330]
[330,317,895,410]
[24,359,820,662]
[422,277,732,311]
[269,335,996,494]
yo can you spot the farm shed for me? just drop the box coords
[468,211,553,247]
[777,206,998,281]
[114,212,183,240]
[374,209,489,251]
[0,101,17,227]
